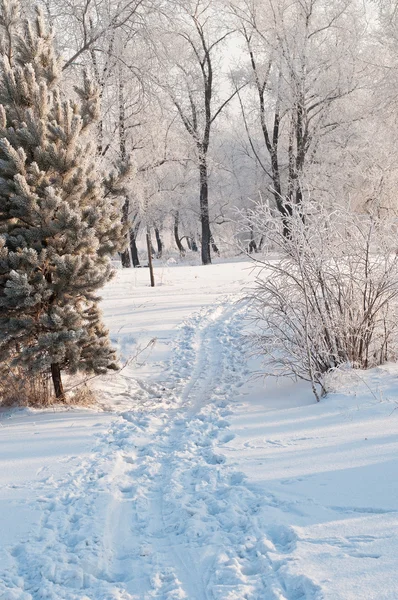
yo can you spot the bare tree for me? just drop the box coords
[231,0,365,226]
[155,0,245,264]
[34,0,148,71]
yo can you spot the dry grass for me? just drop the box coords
[0,369,53,407]
[0,368,97,408]
[68,384,97,407]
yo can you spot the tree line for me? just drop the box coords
[24,0,398,265]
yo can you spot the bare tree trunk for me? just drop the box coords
[51,362,65,400]
[118,70,134,268]
[174,212,185,255]
[146,229,155,287]
[200,159,211,265]
[210,231,220,256]
[130,227,140,267]
[120,249,131,268]
[155,227,163,258]
[120,198,132,268]
[248,223,257,253]
[169,17,242,268]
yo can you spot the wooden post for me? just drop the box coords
[146,229,155,287]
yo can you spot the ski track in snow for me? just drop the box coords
[0,298,321,600]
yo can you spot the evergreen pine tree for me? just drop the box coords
[0,1,125,400]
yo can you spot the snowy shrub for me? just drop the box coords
[247,201,398,400]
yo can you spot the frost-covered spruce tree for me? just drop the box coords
[0,2,124,400]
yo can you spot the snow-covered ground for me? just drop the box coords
[1,259,398,600]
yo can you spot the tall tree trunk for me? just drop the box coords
[199,158,211,265]
[97,119,104,155]
[210,232,220,256]
[118,69,132,267]
[191,237,198,252]
[248,223,257,253]
[248,53,291,237]
[294,97,306,209]
[120,198,131,268]
[90,30,114,156]
[154,227,163,258]
[146,228,155,287]
[174,212,185,255]
[51,362,65,400]
[130,226,140,267]
[119,69,127,161]
[120,249,131,268]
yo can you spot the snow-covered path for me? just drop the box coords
[1,261,398,600]
[0,298,293,599]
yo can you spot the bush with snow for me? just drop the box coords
[247,201,398,400]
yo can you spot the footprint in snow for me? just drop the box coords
[119,483,135,495]
[280,477,307,485]
[203,452,226,465]
[122,454,135,465]
[218,432,235,444]
[347,535,377,543]
[267,524,298,554]
[349,551,381,559]
[228,472,246,486]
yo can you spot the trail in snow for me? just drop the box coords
[2,262,398,600]
[0,299,320,600]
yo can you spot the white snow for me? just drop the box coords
[1,259,398,599]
